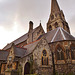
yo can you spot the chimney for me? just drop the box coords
[29,21,33,32]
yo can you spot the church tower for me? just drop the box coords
[47,0,70,33]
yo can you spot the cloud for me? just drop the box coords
[0,0,75,49]
[68,16,75,36]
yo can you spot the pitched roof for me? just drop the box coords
[44,27,75,43]
[3,25,43,50]
[0,50,9,61]
[14,46,27,57]
[22,40,40,57]
[3,33,28,50]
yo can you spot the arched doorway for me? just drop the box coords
[24,62,30,75]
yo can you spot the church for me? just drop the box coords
[0,0,75,75]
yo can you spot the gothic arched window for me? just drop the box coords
[55,22,58,28]
[42,50,48,65]
[56,46,64,60]
[49,25,52,31]
[71,45,75,60]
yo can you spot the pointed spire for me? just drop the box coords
[51,0,60,13]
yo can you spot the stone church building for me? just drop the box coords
[0,0,75,75]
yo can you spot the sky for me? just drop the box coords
[0,0,75,49]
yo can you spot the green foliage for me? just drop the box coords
[55,72,73,75]
[17,64,22,75]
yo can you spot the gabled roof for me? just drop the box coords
[11,39,40,59]
[3,25,43,50]
[44,27,75,43]
[14,46,27,57]
[0,50,9,61]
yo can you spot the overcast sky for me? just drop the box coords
[0,0,75,49]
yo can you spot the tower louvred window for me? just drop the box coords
[55,22,58,28]
[49,25,52,31]
[51,14,54,20]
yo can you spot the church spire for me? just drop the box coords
[51,0,60,13]
[47,0,70,33]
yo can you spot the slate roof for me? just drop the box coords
[22,40,40,57]
[44,27,75,43]
[13,27,75,58]
[0,50,9,61]
[14,46,27,57]
[3,33,28,50]
[3,25,42,50]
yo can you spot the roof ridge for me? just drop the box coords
[61,27,75,38]
[12,25,41,43]
[16,46,27,50]
[23,39,41,47]
[46,27,58,34]
[51,27,60,42]
[11,33,28,43]
[0,50,8,52]
[60,28,66,40]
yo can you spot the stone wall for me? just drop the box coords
[19,54,33,75]
[38,66,53,75]
[50,40,75,74]
[55,64,75,74]
[33,38,53,75]
[33,25,44,42]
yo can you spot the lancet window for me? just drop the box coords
[42,50,48,65]
[71,45,75,60]
[56,46,64,60]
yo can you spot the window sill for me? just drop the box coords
[72,60,75,63]
[56,60,65,64]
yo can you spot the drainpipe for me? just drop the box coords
[52,52,55,75]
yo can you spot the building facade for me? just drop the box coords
[0,0,75,75]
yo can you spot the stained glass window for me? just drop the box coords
[43,50,47,56]
[42,50,48,65]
